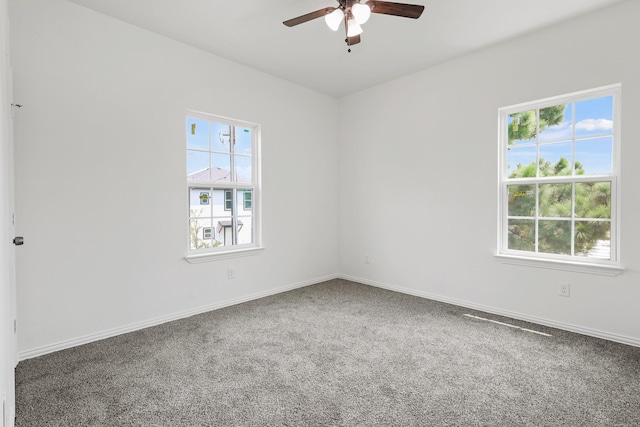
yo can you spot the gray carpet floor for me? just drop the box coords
[15,279,640,426]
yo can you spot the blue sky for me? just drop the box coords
[186,117,253,181]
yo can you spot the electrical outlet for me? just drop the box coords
[364,254,370,264]
[559,282,570,297]
[227,268,235,279]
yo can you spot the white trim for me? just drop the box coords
[16,272,639,360]
[494,253,624,276]
[338,274,639,348]
[18,273,340,361]
[500,84,622,113]
[184,246,264,263]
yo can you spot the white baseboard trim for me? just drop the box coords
[18,273,339,361]
[339,274,640,349]
[18,272,638,361]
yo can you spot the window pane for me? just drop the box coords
[224,190,233,211]
[234,156,252,184]
[506,145,536,178]
[186,117,209,150]
[575,96,613,138]
[211,122,231,153]
[189,188,212,217]
[236,216,253,245]
[538,220,571,255]
[244,190,252,210]
[539,184,572,218]
[237,189,252,212]
[213,217,234,246]
[211,154,231,182]
[210,189,232,216]
[190,218,214,250]
[508,185,535,217]
[575,136,612,175]
[507,219,535,252]
[575,182,611,219]
[539,104,572,142]
[508,110,537,144]
[575,221,610,259]
[538,142,572,177]
[187,150,210,181]
[235,127,252,156]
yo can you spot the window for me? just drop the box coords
[187,112,261,259]
[199,191,210,205]
[203,227,213,240]
[243,190,252,210]
[497,85,621,272]
[224,190,232,211]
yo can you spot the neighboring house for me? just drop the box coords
[188,167,253,249]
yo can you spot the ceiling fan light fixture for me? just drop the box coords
[324,8,344,31]
[346,18,363,37]
[352,3,371,25]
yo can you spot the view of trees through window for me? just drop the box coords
[503,90,616,260]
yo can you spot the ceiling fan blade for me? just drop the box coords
[283,7,336,27]
[365,1,424,19]
[347,34,361,45]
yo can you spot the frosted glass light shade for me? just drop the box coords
[352,3,371,25]
[325,8,344,31]
[346,19,363,37]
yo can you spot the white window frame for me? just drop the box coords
[495,85,624,276]
[185,111,263,263]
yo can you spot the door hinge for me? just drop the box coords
[13,319,16,334]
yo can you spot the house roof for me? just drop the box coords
[188,167,231,183]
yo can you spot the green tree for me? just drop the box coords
[507,158,610,256]
[509,104,566,144]
[189,209,222,250]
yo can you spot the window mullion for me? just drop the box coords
[534,183,539,253]
[570,183,575,256]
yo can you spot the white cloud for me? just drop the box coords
[575,119,613,132]
[548,120,571,130]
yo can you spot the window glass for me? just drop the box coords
[186,118,209,150]
[575,137,612,175]
[538,143,572,177]
[235,127,252,156]
[539,104,573,143]
[187,151,210,181]
[575,96,613,138]
[508,110,537,144]
[506,145,536,178]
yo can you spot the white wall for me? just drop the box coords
[338,0,640,345]
[1,0,16,423]
[10,0,640,362]
[10,0,339,357]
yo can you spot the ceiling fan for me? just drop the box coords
[283,0,425,51]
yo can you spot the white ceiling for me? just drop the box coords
[66,0,624,98]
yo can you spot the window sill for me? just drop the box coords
[185,247,264,264]
[494,253,624,276]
